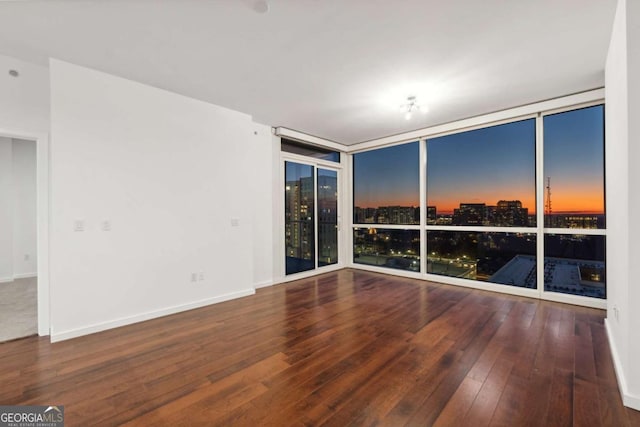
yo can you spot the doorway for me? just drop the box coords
[284,160,340,276]
[0,137,37,342]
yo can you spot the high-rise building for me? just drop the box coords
[546,214,600,229]
[495,200,529,226]
[453,203,487,225]
[285,176,314,260]
[317,173,338,264]
[427,206,436,224]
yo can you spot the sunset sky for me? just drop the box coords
[352,105,604,216]
[353,142,420,207]
[427,119,537,214]
[543,105,604,214]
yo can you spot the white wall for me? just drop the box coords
[12,139,37,277]
[0,137,13,281]
[0,53,49,335]
[49,59,271,341]
[605,0,640,410]
[625,0,640,404]
[0,54,49,133]
[271,135,283,281]
[250,124,275,288]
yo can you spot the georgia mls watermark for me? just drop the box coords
[0,406,64,427]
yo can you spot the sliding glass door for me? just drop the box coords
[285,162,315,274]
[285,161,339,275]
[318,169,338,267]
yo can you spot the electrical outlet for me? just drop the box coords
[613,305,620,322]
[198,272,204,281]
[102,220,111,231]
[191,273,197,282]
[74,220,85,232]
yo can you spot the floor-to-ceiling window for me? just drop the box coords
[352,142,420,271]
[426,119,538,289]
[542,105,606,298]
[350,101,606,305]
[282,139,341,276]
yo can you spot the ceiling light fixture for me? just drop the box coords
[400,96,428,120]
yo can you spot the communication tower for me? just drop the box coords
[545,177,552,216]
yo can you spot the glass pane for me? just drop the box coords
[285,162,315,275]
[427,119,536,226]
[281,139,340,163]
[543,105,605,228]
[544,234,606,298]
[318,169,338,266]
[353,142,420,225]
[427,231,537,289]
[353,228,420,272]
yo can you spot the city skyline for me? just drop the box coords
[354,199,604,214]
[354,107,604,216]
[427,119,537,215]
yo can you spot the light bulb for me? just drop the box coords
[405,111,412,120]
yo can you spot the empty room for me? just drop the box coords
[0,0,639,426]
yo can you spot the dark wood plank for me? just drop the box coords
[574,377,602,427]
[0,269,634,426]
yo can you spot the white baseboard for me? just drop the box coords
[13,272,37,279]
[604,318,640,411]
[254,279,274,289]
[50,288,256,343]
[0,276,13,284]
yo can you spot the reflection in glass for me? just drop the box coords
[427,119,536,227]
[543,105,605,229]
[427,231,537,288]
[353,142,420,225]
[318,169,338,266]
[285,162,315,275]
[544,234,605,299]
[281,139,340,163]
[353,228,420,271]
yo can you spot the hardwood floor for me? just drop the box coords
[1,269,639,426]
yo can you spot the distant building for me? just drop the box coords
[450,200,528,226]
[387,206,418,224]
[354,207,377,223]
[285,176,314,260]
[317,174,338,264]
[546,214,601,229]
[453,203,487,225]
[495,200,529,226]
[427,206,436,224]
[354,206,419,224]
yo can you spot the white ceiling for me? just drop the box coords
[0,0,617,145]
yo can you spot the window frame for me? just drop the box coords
[350,139,424,280]
[347,95,606,309]
[352,140,421,226]
[279,149,344,282]
[424,114,539,294]
[538,103,606,302]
